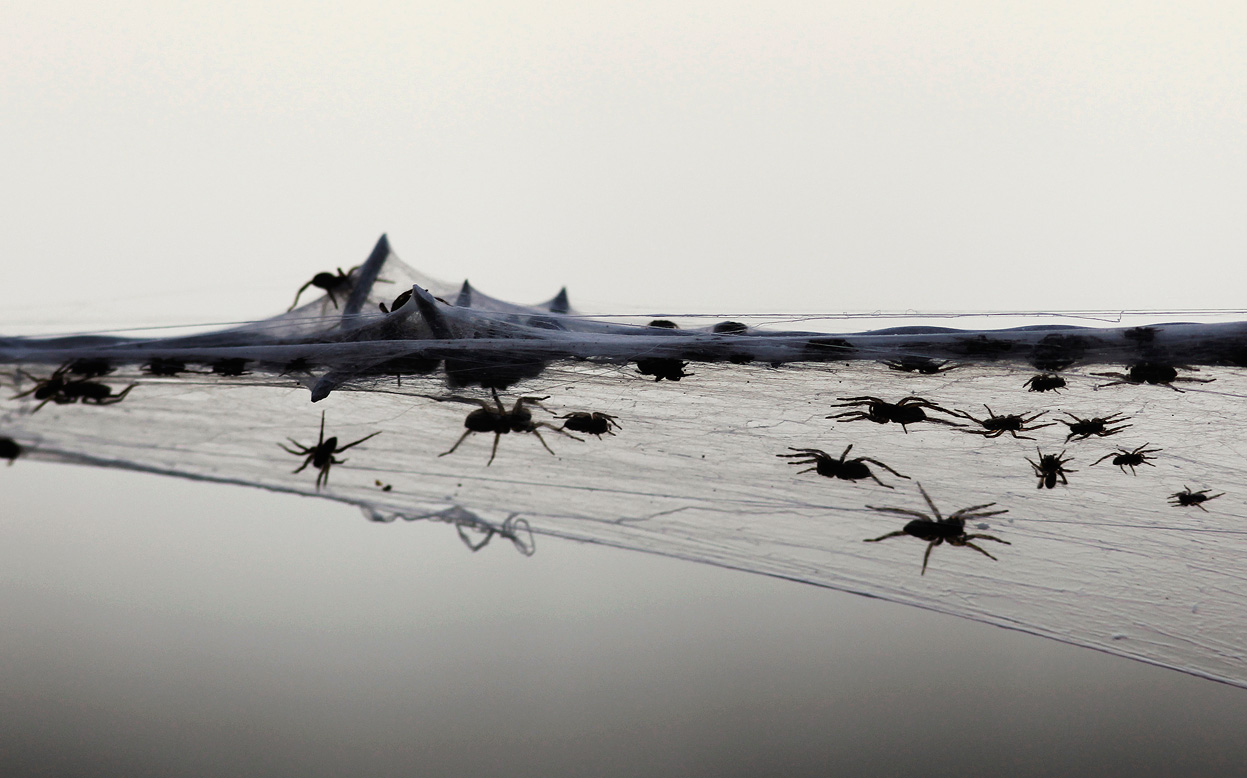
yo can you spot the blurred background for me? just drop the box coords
[3,2,1247,775]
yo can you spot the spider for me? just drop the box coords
[145,357,189,376]
[864,483,1010,575]
[828,396,963,433]
[278,411,381,490]
[379,288,412,314]
[0,436,21,465]
[1059,412,1132,442]
[211,358,250,376]
[777,445,910,488]
[1093,363,1214,392]
[1168,487,1224,512]
[288,267,354,311]
[636,358,691,382]
[65,358,113,379]
[1091,443,1161,475]
[1023,373,1066,393]
[1027,448,1075,489]
[883,356,959,374]
[12,368,136,412]
[558,411,621,437]
[954,405,1053,439]
[431,389,582,466]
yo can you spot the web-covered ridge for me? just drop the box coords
[0,236,1244,393]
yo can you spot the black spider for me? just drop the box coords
[65,358,113,379]
[1028,448,1075,489]
[1023,373,1066,393]
[278,411,381,490]
[864,483,1010,575]
[828,396,963,433]
[12,368,136,412]
[211,358,250,377]
[954,405,1053,439]
[1093,363,1214,392]
[1091,443,1161,475]
[0,436,21,465]
[1059,412,1132,442]
[145,357,188,376]
[883,356,958,374]
[379,288,413,314]
[558,412,621,437]
[1168,487,1224,512]
[777,445,910,488]
[289,267,354,311]
[636,358,691,382]
[431,390,581,466]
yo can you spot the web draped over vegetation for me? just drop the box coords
[4,236,1247,687]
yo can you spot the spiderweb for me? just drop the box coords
[3,236,1246,687]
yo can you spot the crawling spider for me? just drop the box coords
[0,436,21,464]
[1091,443,1161,475]
[558,411,621,438]
[288,267,354,311]
[430,389,582,466]
[1024,373,1066,393]
[883,356,959,374]
[1093,363,1214,392]
[954,405,1053,440]
[12,368,136,412]
[278,411,381,490]
[1027,448,1075,489]
[145,357,188,376]
[1168,487,1224,512]
[828,396,963,433]
[777,444,910,488]
[1059,412,1132,442]
[864,483,1010,575]
[636,358,691,382]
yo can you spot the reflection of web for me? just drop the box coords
[3,236,1247,688]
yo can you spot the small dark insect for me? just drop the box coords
[145,357,188,376]
[864,483,1010,575]
[828,396,963,433]
[1027,448,1075,489]
[278,411,381,490]
[379,288,413,314]
[883,356,958,374]
[211,358,249,376]
[1094,363,1214,392]
[712,321,747,334]
[1024,373,1066,393]
[289,267,353,311]
[374,479,393,492]
[432,389,582,466]
[1169,487,1224,512]
[647,319,679,329]
[1059,412,1132,442]
[66,358,113,378]
[558,412,621,437]
[0,436,21,464]
[954,405,1053,440]
[13,368,136,412]
[777,445,910,488]
[636,357,691,382]
[1091,443,1161,475]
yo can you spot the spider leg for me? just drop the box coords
[857,457,909,480]
[279,440,312,456]
[1089,452,1116,467]
[827,410,868,421]
[949,504,1006,520]
[796,466,818,475]
[865,471,895,489]
[288,279,316,311]
[515,396,554,414]
[961,541,999,562]
[530,428,557,456]
[922,417,964,428]
[291,453,315,475]
[94,384,137,405]
[325,288,340,310]
[1100,424,1131,437]
[864,530,908,543]
[915,483,942,520]
[839,444,854,462]
[534,421,582,441]
[866,506,932,521]
[491,388,506,415]
[317,411,326,448]
[964,533,1010,545]
[487,432,503,466]
[439,429,475,458]
[421,394,494,410]
[921,541,937,575]
[315,463,330,490]
[336,430,382,452]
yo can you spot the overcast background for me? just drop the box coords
[3,2,1247,775]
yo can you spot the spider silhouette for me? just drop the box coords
[1028,448,1075,489]
[777,445,910,488]
[0,436,20,464]
[13,368,136,412]
[558,411,621,438]
[1023,373,1066,393]
[864,483,1010,575]
[288,267,354,311]
[828,396,962,433]
[954,405,1053,439]
[279,412,381,490]
[431,389,581,465]
[1168,487,1224,511]
[1091,443,1161,475]
[1093,363,1214,392]
[1059,412,1132,442]
[379,288,412,314]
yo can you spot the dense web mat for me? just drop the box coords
[3,236,1247,686]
